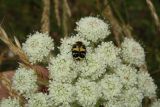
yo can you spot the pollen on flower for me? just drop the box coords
[22,32,54,64]
[75,16,110,42]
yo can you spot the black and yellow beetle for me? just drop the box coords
[71,41,86,61]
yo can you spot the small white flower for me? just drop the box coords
[75,79,100,107]
[138,72,157,98]
[95,41,121,68]
[48,55,77,83]
[0,97,20,107]
[75,16,110,42]
[122,87,143,107]
[48,81,75,106]
[105,88,143,107]
[104,99,125,107]
[121,38,145,66]
[26,93,49,107]
[151,99,160,107]
[12,67,37,96]
[115,64,138,88]
[80,53,106,80]
[22,32,54,64]
[59,103,71,107]
[99,74,123,100]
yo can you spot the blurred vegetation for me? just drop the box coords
[0,0,160,96]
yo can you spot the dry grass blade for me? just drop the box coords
[103,1,122,47]
[62,0,71,37]
[14,36,21,48]
[0,26,30,66]
[146,0,160,33]
[0,26,10,43]
[54,0,61,27]
[103,0,132,44]
[63,0,71,17]
[41,0,50,33]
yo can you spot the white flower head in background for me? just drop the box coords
[26,93,49,107]
[138,72,157,98]
[121,38,145,66]
[0,97,20,107]
[48,81,75,106]
[75,16,110,42]
[12,67,38,96]
[75,79,100,107]
[22,32,54,64]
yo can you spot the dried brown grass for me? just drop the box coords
[103,0,132,47]
[146,0,160,33]
[41,0,50,33]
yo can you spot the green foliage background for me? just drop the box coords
[0,0,160,97]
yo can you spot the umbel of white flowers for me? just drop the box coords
[0,16,158,107]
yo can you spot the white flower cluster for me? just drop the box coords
[99,74,122,100]
[138,72,157,98]
[22,32,54,64]
[75,79,101,107]
[48,81,75,106]
[121,38,145,66]
[0,97,20,107]
[26,93,49,107]
[47,16,157,107]
[48,55,77,83]
[75,16,110,42]
[12,67,38,97]
[3,16,157,107]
